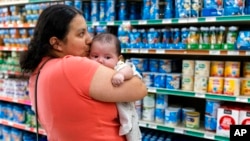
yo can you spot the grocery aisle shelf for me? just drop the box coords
[139,120,229,141]
[122,48,250,56]
[0,119,46,135]
[0,0,61,6]
[0,46,27,51]
[0,95,31,105]
[157,89,250,103]
[0,23,35,28]
[86,15,250,26]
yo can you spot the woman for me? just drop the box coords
[19,4,147,141]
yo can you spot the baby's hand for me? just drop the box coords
[112,73,125,87]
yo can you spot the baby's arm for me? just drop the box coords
[112,62,133,87]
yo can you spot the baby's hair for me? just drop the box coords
[92,33,121,55]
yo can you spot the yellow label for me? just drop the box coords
[223,78,240,96]
[207,77,224,94]
[241,79,250,95]
[210,61,225,77]
[224,61,240,78]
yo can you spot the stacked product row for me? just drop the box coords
[130,57,250,96]
[0,51,21,72]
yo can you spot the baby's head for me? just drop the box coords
[89,33,122,69]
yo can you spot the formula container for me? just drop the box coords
[181,75,194,91]
[207,77,224,94]
[182,60,195,75]
[194,75,208,93]
[166,73,181,89]
[205,99,221,117]
[130,58,149,72]
[210,61,225,77]
[243,62,250,78]
[195,60,210,76]
[240,78,250,96]
[135,100,142,120]
[142,72,154,87]
[224,61,240,78]
[159,59,172,73]
[223,78,240,96]
[142,93,155,121]
[154,73,166,88]
[149,59,159,72]
[182,107,195,125]
[205,114,217,131]
[155,94,168,123]
[185,111,200,129]
[164,107,179,126]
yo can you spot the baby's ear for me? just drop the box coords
[118,55,124,61]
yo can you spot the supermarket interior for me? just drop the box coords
[1,0,250,141]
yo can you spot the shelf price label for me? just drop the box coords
[162,19,171,24]
[204,132,215,140]
[139,122,147,127]
[205,17,216,22]
[140,49,148,53]
[209,50,220,55]
[236,97,248,103]
[148,87,156,93]
[93,22,100,26]
[122,21,130,25]
[195,93,205,98]
[130,49,139,53]
[245,51,250,56]
[188,18,198,23]
[107,21,114,25]
[227,51,239,55]
[178,19,187,23]
[156,49,165,54]
[138,20,147,25]
[148,124,157,129]
[174,128,184,134]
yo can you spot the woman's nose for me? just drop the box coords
[86,33,92,45]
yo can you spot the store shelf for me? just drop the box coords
[0,95,31,105]
[139,120,229,141]
[0,46,27,51]
[122,48,250,56]
[157,89,250,103]
[0,119,46,135]
[0,0,60,6]
[86,15,250,26]
[0,23,35,28]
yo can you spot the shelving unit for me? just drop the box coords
[0,0,250,141]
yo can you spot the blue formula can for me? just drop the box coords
[159,59,172,73]
[99,1,106,21]
[106,0,115,21]
[166,73,181,89]
[82,2,90,21]
[165,107,179,126]
[90,0,98,22]
[205,114,217,131]
[142,72,154,87]
[118,0,127,20]
[130,58,149,72]
[205,99,221,117]
[64,1,73,6]
[149,59,159,72]
[74,0,82,11]
[154,73,166,88]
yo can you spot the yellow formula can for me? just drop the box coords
[210,61,225,77]
[240,78,250,96]
[207,77,224,94]
[223,78,240,96]
[224,61,240,78]
[185,111,200,129]
[243,62,250,78]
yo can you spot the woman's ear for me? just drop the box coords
[49,37,63,51]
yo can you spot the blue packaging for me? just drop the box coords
[150,0,160,19]
[74,0,82,11]
[181,27,189,44]
[159,59,172,73]
[205,99,221,117]
[64,1,73,6]
[90,0,98,22]
[147,28,160,48]
[203,0,223,9]
[149,59,159,72]
[172,28,181,44]
[130,58,149,72]
[142,0,151,19]
[155,108,165,123]
[11,128,22,141]
[99,1,106,21]
[142,72,154,87]
[161,29,170,44]
[118,0,127,20]
[106,0,115,21]
[166,73,181,89]
[224,0,245,7]
[205,114,217,131]
[164,107,179,126]
[224,7,244,15]
[129,2,138,20]
[82,2,90,21]
[154,73,166,88]
[155,94,168,109]
[2,126,11,141]
[201,8,223,17]
[236,31,250,50]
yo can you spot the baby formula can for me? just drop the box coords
[106,0,116,21]
[99,0,106,21]
[185,111,200,129]
[224,61,240,78]
[142,72,154,87]
[182,107,195,125]
[243,62,250,78]
[205,99,221,117]
[241,78,250,96]
[130,58,149,72]
[195,60,210,77]
[142,93,155,121]
[159,59,172,73]
[223,78,240,96]
[194,75,208,93]
[166,73,181,90]
[155,94,168,123]
[182,60,195,75]
[205,114,217,131]
[164,107,179,126]
[154,73,166,88]
[135,100,142,120]
[74,0,82,11]
[207,77,224,94]
[90,0,98,22]
[181,75,194,91]
[149,59,159,72]
[210,61,225,77]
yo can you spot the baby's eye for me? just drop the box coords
[105,56,111,59]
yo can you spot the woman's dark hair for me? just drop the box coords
[19,4,82,73]
[92,33,121,56]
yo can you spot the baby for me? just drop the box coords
[89,33,142,141]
